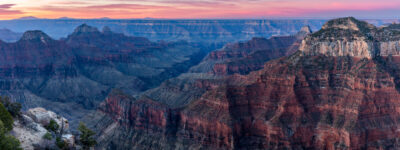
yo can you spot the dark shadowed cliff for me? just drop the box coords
[0,24,209,128]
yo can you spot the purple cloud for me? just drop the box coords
[0,4,23,15]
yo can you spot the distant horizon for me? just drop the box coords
[2,16,400,21]
[2,0,400,20]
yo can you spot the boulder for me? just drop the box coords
[27,107,69,130]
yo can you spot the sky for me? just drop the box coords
[1,0,400,19]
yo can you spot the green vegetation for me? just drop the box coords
[78,122,97,150]
[0,120,22,150]
[0,96,22,149]
[0,96,22,117]
[56,137,67,149]
[45,119,66,149]
[0,103,13,131]
[43,132,52,140]
[46,119,59,133]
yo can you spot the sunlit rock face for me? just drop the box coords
[300,17,400,59]
[299,17,376,58]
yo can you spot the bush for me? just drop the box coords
[7,103,21,117]
[43,132,52,140]
[46,119,59,133]
[0,96,22,117]
[56,137,67,149]
[78,122,97,150]
[0,120,22,150]
[0,103,13,131]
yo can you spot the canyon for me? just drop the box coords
[0,24,210,128]
[87,17,400,149]
[0,19,398,44]
[3,16,400,149]
[84,26,313,149]
[0,19,325,43]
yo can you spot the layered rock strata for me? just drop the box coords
[89,17,400,149]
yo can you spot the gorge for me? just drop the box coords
[86,17,400,149]
[2,17,400,149]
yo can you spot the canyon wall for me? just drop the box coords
[89,17,400,149]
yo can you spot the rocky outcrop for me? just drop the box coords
[27,107,69,130]
[296,25,313,37]
[11,107,74,150]
[20,30,53,43]
[299,17,376,58]
[300,17,400,58]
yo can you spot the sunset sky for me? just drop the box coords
[1,0,400,19]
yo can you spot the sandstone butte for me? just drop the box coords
[88,17,400,149]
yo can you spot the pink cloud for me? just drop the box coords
[0,4,23,16]
[5,0,400,19]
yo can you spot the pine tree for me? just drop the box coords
[46,119,59,133]
[0,120,22,150]
[78,122,97,150]
[0,103,13,131]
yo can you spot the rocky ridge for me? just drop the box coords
[300,17,400,58]
[0,19,325,43]
[11,107,74,149]
[0,28,22,42]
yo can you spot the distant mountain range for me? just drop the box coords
[0,19,326,43]
[0,28,22,42]
[1,18,400,45]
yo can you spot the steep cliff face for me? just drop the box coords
[86,27,312,149]
[87,89,233,149]
[90,17,400,149]
[191,27,310,75]
[220,53,400,149]
[299,17,375,58]
[300,17,400,58]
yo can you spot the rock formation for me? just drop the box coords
[300,17,400,58]
[11,107,74,150]
[0,24,208,127]
[85,26,313,149]
[0,19,325,43]
[87,17,400,149]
